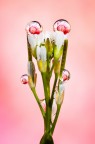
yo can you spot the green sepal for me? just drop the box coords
[54,45,64,60]
[32,46,37,59]
[45,38,53,58]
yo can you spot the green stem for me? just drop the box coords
[50,64,54,76]
[51,104,61,134]
[50,60,56,78]
[51,74,58,106]
[29,86,45,119]
[41,73,51,133]
[41,73,50,101]
[60,40,68,76]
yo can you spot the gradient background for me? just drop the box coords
[0,0,95,144]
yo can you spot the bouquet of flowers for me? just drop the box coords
[21,19,71,144]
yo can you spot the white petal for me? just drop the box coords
[28,34,37,48]
[44,31,50,39]
[37,32,44,45]
[36,46,41,60]
[53,31,65,49]
[40,46,47,61]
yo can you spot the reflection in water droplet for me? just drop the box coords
[53,19,71,34]
[26,21,43,34]
[62,69,70,82]
[21,74,28,84]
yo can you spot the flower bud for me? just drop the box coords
[28,61,37,87]
[37,60,47,72]
[55,83,65,105]
[36,46,47,72]
[54,44,63,60]
[55,90,64,105]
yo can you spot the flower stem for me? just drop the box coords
[41,73,51,133]
[50,60,56,78]
[29,86,45,119]
[60,40,68,76]
[51,73,58,106]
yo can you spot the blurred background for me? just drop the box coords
[0,0,95,143]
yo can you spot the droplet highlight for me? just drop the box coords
[21,74,28,84]
[53,19,71,34]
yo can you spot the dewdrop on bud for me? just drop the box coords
[53,19,71,34]
[62,69,70,82]
[60,69,70,82]
[26,21,43,34]
[21,74,28,84]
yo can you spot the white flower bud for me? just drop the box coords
[36,46,47,61]
[53,31,66,49]
[55,83,65,105]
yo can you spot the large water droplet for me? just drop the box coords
[53,19,71,34]
[21,74,28,84]
[26,21,43,34]
[62,69,70,82]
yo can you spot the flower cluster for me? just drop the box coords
[21,19,71,144]
[26,20,70,72]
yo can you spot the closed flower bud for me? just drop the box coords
[28,61,37,87]
[53,31,65,60]
[36,46,47,72]
[55,83,65,105]
[37,60,47,72]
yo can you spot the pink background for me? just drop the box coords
[0,0,95,144]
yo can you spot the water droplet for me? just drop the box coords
[62,69,70,81]
[21,74,28,84]
[26,21,43,34]
[53,19,71,34]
